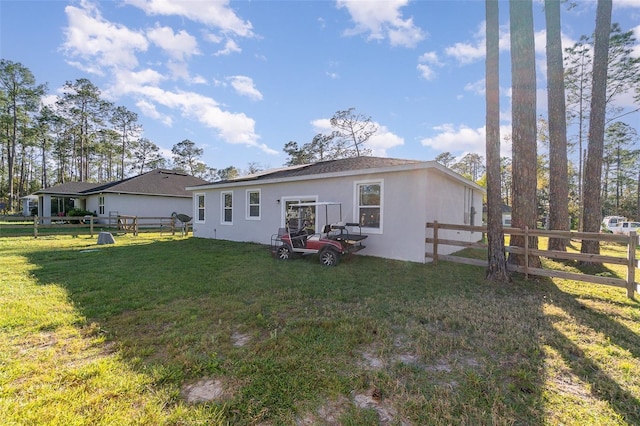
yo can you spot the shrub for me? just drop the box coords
[68,209,96,224]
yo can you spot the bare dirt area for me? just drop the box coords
[181,377,226,404]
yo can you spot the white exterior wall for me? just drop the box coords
[191,167,484,263]
[424,169,484,255]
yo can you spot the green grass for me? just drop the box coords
[1,234,639,425]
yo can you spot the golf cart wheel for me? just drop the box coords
[276,244,292,260]
[319,248,339,266]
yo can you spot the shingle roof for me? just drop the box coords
[35,169,209,197]
[186,156,485,192]
[227,156,423,183]
[34,181,101,195]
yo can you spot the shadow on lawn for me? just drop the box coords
[544,281,640,424]
[22,237,639,424]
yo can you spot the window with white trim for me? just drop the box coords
[246,189,261,220]
[195,194,205,222]
[355,181,382,232]
[221,191,232,224]
[98,195,105,215]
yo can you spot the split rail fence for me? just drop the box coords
[426,221,639,299]
[0,215,190,238]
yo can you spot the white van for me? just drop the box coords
[601,216,626,233]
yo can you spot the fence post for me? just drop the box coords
[433,221,439,265]
[90,217,94,237]
[171,216,176,236]
[34,216,38,238]
[524,226,529,280]
[628,231,637,299]
[133,216,139,236]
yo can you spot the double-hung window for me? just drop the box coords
[247,189,261,220]
[196,194,205,222]
[355,181,382,232]
[98,195,105,215]
[221,191,232,224]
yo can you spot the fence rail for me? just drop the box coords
[426,221,638,299]
[0,215,190,238]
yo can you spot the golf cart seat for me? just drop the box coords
[330,222,367,243]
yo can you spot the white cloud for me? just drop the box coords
[421,123,513,158]
[123,0,254,37]
[417,51,441,80]
[464,79,485,96]
[311,118,333,134]
[418,51,440,64]
[214,38,242,56]
[62,1,148,72]
[633,25,640,57]
[445,21,509,64]
[41,94,58,107]
[417,64,436,80]
[61,2,271,153]
[130,85,273,153]
[445,40,485,64]
[135,98,173,126]
[336,0,426,48]
[421,123,485,155]
[146,24,200,61]
[614,0,640,8]
[228,76,263,101]
[445,21,486,64]
[367,126,404,156]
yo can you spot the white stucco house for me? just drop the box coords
[186,157,485,263]
[33,169,209,224]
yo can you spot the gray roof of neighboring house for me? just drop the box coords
[34,181,101,195]
[34,169,209,198]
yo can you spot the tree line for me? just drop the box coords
[0,64,249,212]
[484,0,639,281]
[436,7,639,232]
[0,56,382,214]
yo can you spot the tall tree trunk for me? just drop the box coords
[41,138,47,188]
[8,94,17,211]
[508,0,540,268]
[485,0,510,281]
[582,0,612,256]
[636,169,640,221]
[545,0,570,250]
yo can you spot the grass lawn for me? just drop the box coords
[1,234,639,425]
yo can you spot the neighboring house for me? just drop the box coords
[20,194,38,216]
[186,157,485,263]
[483,203,512,227]
[33,169,209,224]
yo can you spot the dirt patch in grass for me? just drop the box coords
[181,377,226,403]
[352,387,400,425]
[296,396,350,425]
[231,330,250,347]
[360,350,385,369]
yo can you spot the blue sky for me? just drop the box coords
[2,0,639,173]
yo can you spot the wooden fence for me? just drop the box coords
[0,215,190,238]
[426,221,639,299]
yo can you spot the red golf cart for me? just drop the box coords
[271,202,367,266]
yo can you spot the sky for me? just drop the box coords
[1,0,640,174]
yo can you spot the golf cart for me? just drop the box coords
[271,202,367,266]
